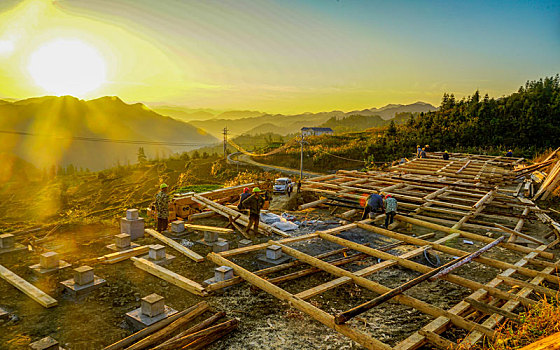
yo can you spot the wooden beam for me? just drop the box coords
[495,223,544,245]
[145,229,204,263]
[275,242,497,339]
[184,224,233,234]
[131,257,207,296]
[356,223,559,286]
[497,275,559,299]
[0,264,57,308]
[518,331,560,350]
[464,298,521,323]
[97,246,150,264]
[417,330,457,350]
[207,253,392,350]
[395,214,554,259]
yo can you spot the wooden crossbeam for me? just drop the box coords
[146,229,204,263]
[0,264,57,308]
[207,253,393,350]
[131,257,207,296]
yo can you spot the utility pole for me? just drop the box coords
[222,127,228,159]
[299,132,307,181]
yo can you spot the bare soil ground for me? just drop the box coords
[0,192,558,349]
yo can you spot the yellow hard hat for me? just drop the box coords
[253,187,262,193]
[160,183,168,189]
[508,149,512,152]
[444,150,448,153]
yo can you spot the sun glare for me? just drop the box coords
[27,39,106,96]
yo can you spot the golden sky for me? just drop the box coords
[0,0,558,114]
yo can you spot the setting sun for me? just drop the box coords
[27,39,106,96]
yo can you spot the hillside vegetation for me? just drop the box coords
[0,96,217,171]
[258,76,560,172]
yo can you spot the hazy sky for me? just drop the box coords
[0,0,558,113]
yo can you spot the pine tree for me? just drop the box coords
[137,147,147,164]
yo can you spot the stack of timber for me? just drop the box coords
[533,150,560,200]
[104,301,238,350]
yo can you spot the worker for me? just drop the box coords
[154,183,170,232]
[443,150,450,160]
[297,181,302,193]
[361,191,384,221]
[506,149,513,157]
[242,187,265,235]
[383,194,398,228]
[416,145,422,158]
[425,144,430,151]
[287,181,293,197]
[420,147,427,158]
[237,187,251,211]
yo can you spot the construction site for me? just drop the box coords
[1,150,560,350]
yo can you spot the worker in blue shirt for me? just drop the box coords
[361,191,384,220]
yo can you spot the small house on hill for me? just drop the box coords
[301,127,334,137]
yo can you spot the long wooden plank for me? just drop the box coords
[97,246,150,264]
[145,229,204,263]
[131,257,207,296]
[395,214,554,259]
[519,331,560,350]
[276,242,497,338]
[0,264,57,308]
[495,223,544,245]
[207,253,392,350]
[184,224,233,234]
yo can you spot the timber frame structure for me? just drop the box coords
[207,153,560,350]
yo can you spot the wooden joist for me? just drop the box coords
[184,224,233,234]
[97,246,150,264]
[145,229,204,263]
[207,252,393,350]
[0,264,57,308]
[131,257,207,296]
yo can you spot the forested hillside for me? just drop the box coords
[258,76,560,172]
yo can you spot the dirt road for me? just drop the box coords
[228,152,324,177]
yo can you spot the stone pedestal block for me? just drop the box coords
[120,217,145,240]
[74,266,94,286]
[171,220,185,233]
[204,231,219,243]
[29,336,59,350]
[0,234,15,249]
[266,245,283,260]
[40,252,59,269]
[115,233,131,249]
[149,245,166,261]
[238,239,253,248]
[215,266,234,282]
[141,293,165,317]
[212,241,229,253]
[126,209,139,220]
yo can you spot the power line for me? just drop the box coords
[0,130,216,147]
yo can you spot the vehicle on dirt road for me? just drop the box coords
[273,177,293,194]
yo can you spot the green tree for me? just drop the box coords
[137,147,147,164]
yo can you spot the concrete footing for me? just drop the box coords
[238,239,253,248]
[120,213,145,240]
[139,245,175,266]
[29,252,71,275]
[60,266,106,299]
[204,266,234,286]
[171,220,185,233]
[125,293,177,331]
[29,336,65,350]
[258,245,292,265]
[106,233,139,251]
[212,241,229,253]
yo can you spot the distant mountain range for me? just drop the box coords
[0,96,217,170]
[155,102,436,137]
